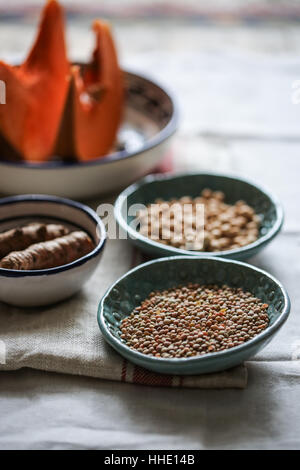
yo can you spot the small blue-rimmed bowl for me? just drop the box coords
[98,256,290,375]
[114,172,284,261]
[0,195,106,307]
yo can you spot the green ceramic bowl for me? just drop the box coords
[114,172,284,261]
[98,256,290,375]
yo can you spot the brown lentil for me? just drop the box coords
[137,189,260,252]
[120,284,269,358]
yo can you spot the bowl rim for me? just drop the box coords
[0,69,179,170]
[0,194,106,277]
[98,255,291,366]
[114,171,284,258]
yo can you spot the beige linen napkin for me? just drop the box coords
[0,236,247,389]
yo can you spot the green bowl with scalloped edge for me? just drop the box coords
[114,172,284,261]
[98,256,290,375]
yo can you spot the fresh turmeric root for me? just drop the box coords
[0,222,69,259]
[0,231,94,270]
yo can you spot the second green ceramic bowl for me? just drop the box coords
[98,256,290,375]
[114,172,284,261]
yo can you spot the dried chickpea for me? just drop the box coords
[137,188,260,252]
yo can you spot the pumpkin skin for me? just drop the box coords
[0,0,69,162]
[56,21,124,161]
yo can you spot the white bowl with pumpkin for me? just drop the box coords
[0,1,178,199]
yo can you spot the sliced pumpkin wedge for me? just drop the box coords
[56,20,124,161]
[0,0,69,162]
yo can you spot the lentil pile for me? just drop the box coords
[137,188,260,252]
[120,284,269,358]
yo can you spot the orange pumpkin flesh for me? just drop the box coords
[56,21,124,161]
[0,0,69,162]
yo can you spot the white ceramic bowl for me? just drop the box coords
[0,71,178,199]
[0,195,106,307]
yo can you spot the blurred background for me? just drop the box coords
[0,0,299,224]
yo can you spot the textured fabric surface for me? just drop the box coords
[0,236,247,389]
[0,361,299,450]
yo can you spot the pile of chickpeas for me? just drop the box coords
[137,188,260,252]
[120,284,269,358]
